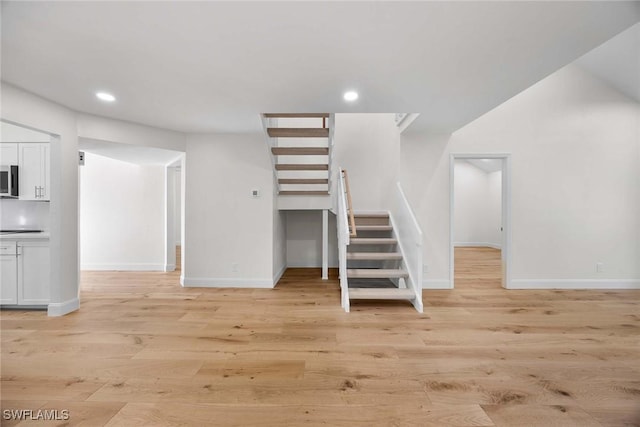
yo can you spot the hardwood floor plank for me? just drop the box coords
[1,257,638,426]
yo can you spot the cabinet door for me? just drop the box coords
[19,144,42,201]
[18,242,50,305]
[0,143,19,165]
[40,144,50,201]
[0,255,18,304]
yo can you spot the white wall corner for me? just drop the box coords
[182,277,275,289]
[273,264,287,287]
[422,279,453,289]
[48,297,80,317]
[164,264,176,272]
[510,279,640,290]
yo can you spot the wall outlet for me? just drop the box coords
[596,262,604,273]
[232,263,239,272]
[423,264,429,274]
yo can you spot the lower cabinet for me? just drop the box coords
[0,240,49,306]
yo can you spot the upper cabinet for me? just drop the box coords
[0,143,18,165]
[19,143,50,201]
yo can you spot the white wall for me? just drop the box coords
[182,133,276,287]
[454,160,502,248]
[1,82,80,315]
[285,210,338,268]
[401,64,640,289]
[174,168,182,245]
[333,114,400,211]
[77,113,186,152]
[80,153,165,270]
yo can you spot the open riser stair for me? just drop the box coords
[262,113,334,207]
[346,212,417,303]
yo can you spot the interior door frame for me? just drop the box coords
[449,153,512,289]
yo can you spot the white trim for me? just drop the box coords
[450,153,512,289]
[81,263,165,271]
[510,279,640,290]
[422,279,452,289]
[273,264,287,286]
[164,264,176,272]
[454,242,502,250]
[48,297,79,317]
[322,209,328,280]
[182,277,275,288]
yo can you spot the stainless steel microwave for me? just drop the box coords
[0,165,19,198]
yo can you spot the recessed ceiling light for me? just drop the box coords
[96,92,116,102]
[343,91,358,102]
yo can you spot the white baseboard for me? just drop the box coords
[273,264,287,286]
[454,242,502,249]
[48,297,79,317]
[422,279,452,289]
[510,279,640,290]
[164,264,176,272]
[81,263,165,271]
[181,277,275,288]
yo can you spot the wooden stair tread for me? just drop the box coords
[268,128,329,138]
[349,288,415,300]
[279,191,329,196]
[353,212,389,218]
[271,147,329,155]
[347,252,402,260]
[350,238,397,245]
[275,164,328,171]
[278,178,328,184]
[347,269,409,279]
[264,113,329,118]
[355,225,393,231]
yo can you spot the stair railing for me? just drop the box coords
[389,182,424,313]
[337,168,354,311]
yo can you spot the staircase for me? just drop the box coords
[262,113,334,208]
[346,212,417,303]
[337,169,423,313]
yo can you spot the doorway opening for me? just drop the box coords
[450,154,511,289]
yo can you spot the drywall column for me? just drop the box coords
[322,209,328,280]
[164,166,176,272]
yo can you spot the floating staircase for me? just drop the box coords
[345,212,418,305]
[262,113,334,208]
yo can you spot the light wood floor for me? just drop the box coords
[1,253,640,426]
[455,247,502,289]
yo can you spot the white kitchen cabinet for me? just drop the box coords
[19,143,50,201]
[0,239,49,307]
[0,242,18,304]
[0,143,19,165]
[17,241,50,305]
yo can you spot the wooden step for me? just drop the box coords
[347,252,402,261]
[347,269,408,279]
[275,164,328,171]
[349,288,415,300]
[264,113,329,118]
[279,191,329,196]
[350,238,397,245]
[271,147,329,156]
[355,225,393,231]
[354,212,389,218]
[267,128,329,138]
[278,178,328,184]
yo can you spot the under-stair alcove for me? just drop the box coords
[280,210,338,277]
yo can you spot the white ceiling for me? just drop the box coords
[575,23,640,102]
[2,1,638,133]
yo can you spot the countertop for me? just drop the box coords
[0,232,50,240]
